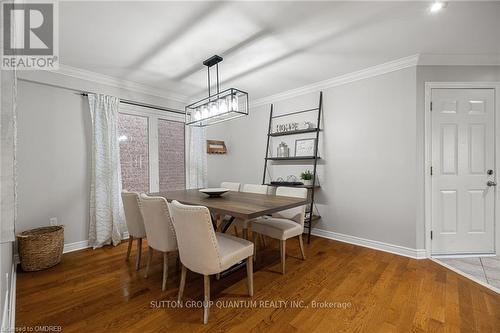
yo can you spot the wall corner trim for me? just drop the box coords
[311,228,427,259]
[252,54,420,107]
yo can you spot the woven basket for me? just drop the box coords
[17,226,64,271]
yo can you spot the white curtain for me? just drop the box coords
[88,93,125,248]
[186,126,207,189]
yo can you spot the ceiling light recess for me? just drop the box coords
[430,1,446,13]
[185,55,249,127]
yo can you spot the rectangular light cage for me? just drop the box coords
[185,88,248,127]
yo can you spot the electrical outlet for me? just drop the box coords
[49,217,58,226]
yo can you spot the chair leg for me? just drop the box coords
[246,256,254,296]
[279,239,286,274]
[203,275,210,324]
[298,235,306,260]
[125,236,133,261]
[243,228,248,240]
[178,264,187,302]
[252,232,258,262]
[162,252,168,292]
[135,238,142,270]
[233,225,239,237]
[144,246,153,278]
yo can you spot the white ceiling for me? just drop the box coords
[60,1,500,101]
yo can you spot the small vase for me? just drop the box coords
[302,179,313,186]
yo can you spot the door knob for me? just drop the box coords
[487,180,497,187]
[487,169,494,175]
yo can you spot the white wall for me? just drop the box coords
[17,81,91,244]
[208,67,419,249]
[16,73,182,246]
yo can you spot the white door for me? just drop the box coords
[431,88,496,255]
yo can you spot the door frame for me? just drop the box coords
[424,82,500,258]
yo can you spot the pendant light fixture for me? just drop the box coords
[185,55,249,127]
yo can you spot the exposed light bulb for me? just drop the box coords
[225,96,233,111]
[218,98,228,114]
[209,102,218,117]
[231,94,239,111]
[201,105,209,119]
[430,1,445,13]
[193,108,201,121]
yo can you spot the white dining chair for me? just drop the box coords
[251,187,308,274]
[139,194,178,291]
[121,191,147,270]
[169,200,254,324]
[241,183,268,195]
[233,184,269,238]
[220,182,241,191]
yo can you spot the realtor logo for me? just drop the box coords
[2,0,58,69]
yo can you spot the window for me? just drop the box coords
[158,119,185,191]
[118,104,185,193]
[118,114,149,193]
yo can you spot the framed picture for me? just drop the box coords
[294,138,316,157]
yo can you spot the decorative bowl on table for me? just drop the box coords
[199,188,229,197]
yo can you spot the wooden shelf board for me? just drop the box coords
[269,128,319,137]
[265,183,320,189]
[266,156,320,161]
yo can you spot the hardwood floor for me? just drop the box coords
[16,236,500,332]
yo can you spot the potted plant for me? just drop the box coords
[300,170,314,186]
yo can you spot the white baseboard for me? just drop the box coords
[432,253,497,259]
[63,240,90,253]
[431,258,500,294]
[1,255,17,332]
[311,228,427,259]
[63,232,129,254]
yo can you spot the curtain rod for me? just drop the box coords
[78,93,185,115]
[17,77,184,115]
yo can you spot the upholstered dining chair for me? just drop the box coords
[251,187,308,274]
[220,182,241,191]
[139,194,178,291]
[233,184,269,238]
[169,200,254,324]
[121,191,147,270]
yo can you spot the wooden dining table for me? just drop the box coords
[152,188,308,220]
[151,188,309,276]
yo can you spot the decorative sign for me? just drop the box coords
[275,122,299,133]
[294,138,316,157]
[275,121,315,134]
[206,140,227,154]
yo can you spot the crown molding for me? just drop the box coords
[55,64,189,103]
[418,53,500,66]
[252,54,420,107]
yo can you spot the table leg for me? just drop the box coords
[216,214,222,231]
[221,216,235,233]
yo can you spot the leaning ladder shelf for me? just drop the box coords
[261,91,323,244]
